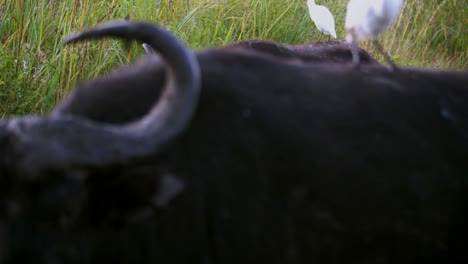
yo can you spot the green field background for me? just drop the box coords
[0,0,467,116]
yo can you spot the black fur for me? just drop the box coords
[225,39,379,64]
[1,22,468,264]
[143,39,379,64]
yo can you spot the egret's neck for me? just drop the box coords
[307,0,316,6]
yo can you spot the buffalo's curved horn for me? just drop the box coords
[1,21,200,178]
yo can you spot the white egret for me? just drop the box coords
[345,0,403,69]
[307,0,337,42]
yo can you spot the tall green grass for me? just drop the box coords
[0,0,466,116]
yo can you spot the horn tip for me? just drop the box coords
[64,34,81,45]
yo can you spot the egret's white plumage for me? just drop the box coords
[345,0,403,41]
[307,0,337,41]
[345,0,404,68]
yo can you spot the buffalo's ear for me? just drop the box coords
[142,43,156,56]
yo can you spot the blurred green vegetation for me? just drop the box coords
[0,0,466,116]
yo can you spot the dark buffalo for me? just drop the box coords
[0,21,467,264]
[143,39,379,64]
[224,39,379,64]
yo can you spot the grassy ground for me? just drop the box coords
[0,0,467,116]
